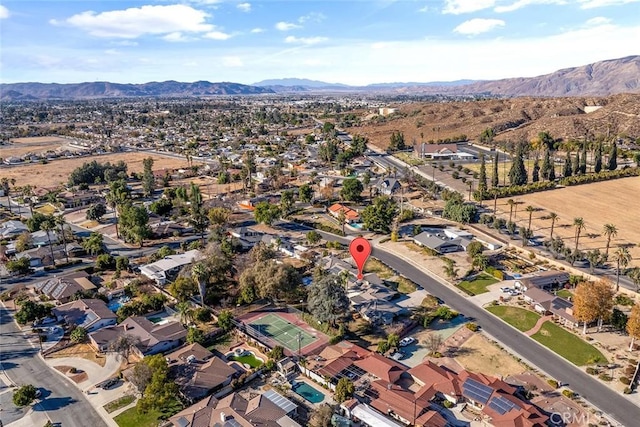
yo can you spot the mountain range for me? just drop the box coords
[1,56,638,100]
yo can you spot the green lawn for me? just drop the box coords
[229,353,263,368]
[457,274,499,295]
[486,305,541,332]
[104,395,135,413]
[531,321,607,366]
[114,407,162,427]
[556,289,573,299]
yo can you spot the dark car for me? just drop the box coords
[99,378,119,389]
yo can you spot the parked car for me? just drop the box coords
[35,389,42,398]
[99,378,119,390]
[399,337,416,347]
[391,351,405,361]
[500,287,512,293]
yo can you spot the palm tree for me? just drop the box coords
[507,199,515,223]
[548,212,558,240]
[338,209,346,236]
[573,217,586,251]
[613,247,631,292]
[40,219,56,266]
[1,177,15,214]
[55,215,70,264]
[602,224,618,259]
[443,264,459,280]
[191,262,210,307]
[176,302,195,325]
[630,267,640,293]
[526,205,535,232]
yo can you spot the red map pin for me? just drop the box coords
[349,237,372,280]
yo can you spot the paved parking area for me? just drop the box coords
[469,280,517,307]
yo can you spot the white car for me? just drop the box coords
[399,337,416,347]
[500,287,512,293]
[391,351,405,361]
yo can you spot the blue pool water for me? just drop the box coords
[293,382,325,404]
[351,223,363,229]
[107,296,130,312]
[302,276,313,286]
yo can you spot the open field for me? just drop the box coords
[0,136,78,157]
[532,321,607,366]
[496,177,640,265]
[486,305,541,332]
[457,274,499,296]
[456,333,526,377]
[0,151,191,188]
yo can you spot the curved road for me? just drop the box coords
[0,305,107,427]
[313,229,639,427]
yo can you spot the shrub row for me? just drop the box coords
[559,167,640,186]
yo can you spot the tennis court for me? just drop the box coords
[247,313,318,353]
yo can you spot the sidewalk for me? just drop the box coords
[524,315,553,336]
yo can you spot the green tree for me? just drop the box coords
[186,327,205,344]
[254,201,281,225]
[280,190,294,216]
[15,300,52,325]
[548,212,558,240]
[106,179,130,239]
[142,157,155,197]
[573,217,586,251]
[15,232,33,253]
[168,277,198,302]
[86,203,107,221]
[387,333,400,350]
[627,304,640,350]
[541,149,552,181]
[13,385,37,407]
[473,254,489,271]
[334,378,355,403]
[82,232,104,255]
[526,205,535,231]
[1,177,15,214]
[361,196,398,233]
[480,127,495,145]
[217,309,234,331]
[306,230,322,245]
[189,206,210,244]
[388,130,406,151]
[573,150,581,175]
[466,241,484,258]
[307,273,350,327]
[70,326,88,343]
[175,302,195,325]
[508,144,527,186]
[531,158,540,183]
[613,247,631,292]
[492,151,499,187]
[118,203,151,247]
[299,183,313,203]
[563,152,573,177]
[608,142,618,171]
[579,143,587,174]
[54,214,70,264]
[594,142,603,173]
[191,262,210,308]
[477,154,488,196]
[442,196,477,224]
[340,178,364,202]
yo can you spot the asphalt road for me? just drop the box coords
[0,305,107,427]
[310,228,640,427]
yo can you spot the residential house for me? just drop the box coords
[262,235,295,257]
[514,271,570,291]
[413,232,462,254]
[328,203,360,224]
[150,221,188,239]
[0,220,28,239]
[347,274,407,325]
[523,288,578,327]
[140,249,202,286]
[368,380,447,427]
[169,390,300,427]
[58,190,101,208]
[89,316,187,356]
[228,226,264,250]
[163,343,239,402]
[51,298,117,332]
[374,178,402,196]
[33,272,96,303]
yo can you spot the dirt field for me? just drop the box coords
[496,177,640,266]
[0,136,73,157]
[455,333,526,377]
[0,152,191,188]
[49,343,107,367]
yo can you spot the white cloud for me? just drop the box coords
[204,31,231,40]
[250,27,264,33]
[104,49,120,55]
[495,0,567,13]
[418,5,430,12]
[163,32,192,42]
[222,56,243,67]
[298,12,325,23]
[51,4,213,39]
[443,0,496,14]
[579,0,640,8]
[454,18,506,35]
[585,16,613,25]
[112,40,139,46]
[284,36,328,45]
[275,21,301,31]
[237,3,251,12]
[0,5,9,19]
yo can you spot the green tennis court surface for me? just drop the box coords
[248,313,317,352]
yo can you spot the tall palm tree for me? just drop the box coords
[1,177,15,214]
[573,217,586,251]
[526,205,535,232]
[630,268,640,293]
[507,199,515,223]
[602,224,618,259]
[548,212,558,240]
[41,219,56,266]
[55,215,70,264]
[191,262,210,307]
[176,302,195,325]
[613,247,631,292]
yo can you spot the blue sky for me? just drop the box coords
[1,0,639,85]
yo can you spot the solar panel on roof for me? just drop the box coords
[488,395,519,415]
[263,389,297,414]
[224,418,243,427]
[462,378,493,404]
[174,417,190,427]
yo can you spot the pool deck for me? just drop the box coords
[228,343,269,364]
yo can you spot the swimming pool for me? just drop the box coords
[107,296,130,312]
[293,381,325,404]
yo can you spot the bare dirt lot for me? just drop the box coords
[496,176,640,266]
[455,333,527,377]
[0,136,73,157]
[0,152,191,188]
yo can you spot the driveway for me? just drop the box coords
[45,354,121,391]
